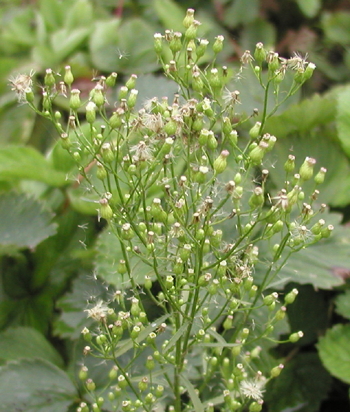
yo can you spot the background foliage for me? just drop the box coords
[0,0,350,411]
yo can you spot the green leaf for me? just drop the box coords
[336,84,350,158]
[335,290,350,320]
[89,19,121,72]
[50,27,91,62]
[318,324,350,384]
[53,273,108,339]
[64,0,94,30]
[38,0,66,31]
[180,374,205,412]
[321,12,350,45]
[264,93,337,138]
[94,227,152,287]
[0,146,67,186]
[265,352,332,412]
[0,327,63,367]
[295,0,321,18]
[0,193,57,249]
[223,0,259,28]
[153,0,185,32]
[266,134,350,207]
[0,358,77,412]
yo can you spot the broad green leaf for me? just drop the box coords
[335,290,350,320]
[0,358,77,412]
[265,134,350,207]
[0,146,67,186]
[0,192,57,249]
[89,19,121,72]
[295,0,321,18]
[223,0,259,28]
[0,7,36,50]
[94,227,153,287]
[264,93,337,138]
[50,27,91,62]
[64,0,94,31]
[53,273,108,339]
[318,324,350,384]
[336,84,350,157]
[321,12,350,45]
[0,327,63,367]
[38,0,66,31]
[153,0,185,32]
[265,352,332,412]
[255,213,349,290]
[0,104,36,145]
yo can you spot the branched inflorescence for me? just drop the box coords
[12,8,332,412]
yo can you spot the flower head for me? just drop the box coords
[84,300,109,321]
[240,377,265,401]
[9,72,34,103]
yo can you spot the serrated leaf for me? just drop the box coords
[318,324,350,384]
[336,84,350,157]
[295,0,321,18]
[0,358,77,412]
[53,273,108,339]
[0,146,67,186]
[266,134,350,207]
[0,327,63,367]
[265,352,332,412]
[0,193,57,249]
[94,227,152,287]
[256,213,349,290]
[264,93,337,138]
[335,290,350,320]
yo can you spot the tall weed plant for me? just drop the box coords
[11,8,331,412]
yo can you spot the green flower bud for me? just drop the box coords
[213,150,229,174]
[209,68,222,90]
[146,355,155,370]
[106,72,118,88]
[196,39,209,58]
[284,154,295,173]
[321,224,334,238]
[91,84,105,107]
[25,87,34,103]
[130,325,141,339]
[138,377,148,392]
[270,363,284,378]
[79,366,88,380]
[121,223,134,240]
[267,51,280,72]
[155,385,164,398]
[127,89,138,108]
[314,167,327,185]
[223,315,233,330]
[164,118,177,135]
[249,141,268,165]
[249,401,263,412]
[117,375,128,389]
[207,132,218,150]
[249,121,261,139]
[44,68,55,87]
[303,62,316,81]
[249,186,264,209]
[213,35,224,54]
[198,272,212,287]
[125,74,137,90]
[169,32,182,54]
[69,89,81,111]
[64,65,74,86]
[311,219,325,235]
[185,20,201,40]
[86,101,96,123]
[289,331,303,343]
[154,33,163,54]
[99,198,113,220]
[254,42,266,64]
[183,8,195,28]
[86,378,96,391]
[101,142,115,163]
[299,157,316,181]
[109,109,124,129]
[263,292,278,306]
[60,133,71,150]
[222,117,232,136]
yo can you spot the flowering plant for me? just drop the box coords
[11,8,332,412]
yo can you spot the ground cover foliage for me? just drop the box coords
[0,0,350,411]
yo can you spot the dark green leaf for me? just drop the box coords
[0,358,77,412]
[318,324,350,384]
[0,193,57,249]
[153,0,186,32]
[321,11,350,45]
[335,290,350,320]
[336,84,350,158]
[0,327,63,367]
[0,146,67,186]
[265,352,332,412]
[295,0,321,18]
